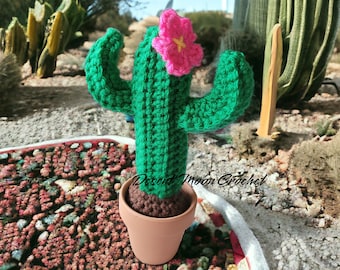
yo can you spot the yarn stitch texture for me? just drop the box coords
[85,11,254,199]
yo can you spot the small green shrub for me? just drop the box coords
[315,119,337,137]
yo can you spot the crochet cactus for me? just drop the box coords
[85,11,254,199]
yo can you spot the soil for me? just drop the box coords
[126,180,190,217]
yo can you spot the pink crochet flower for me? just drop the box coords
[152,9,203,76]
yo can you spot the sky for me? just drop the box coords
[130,0,235,20]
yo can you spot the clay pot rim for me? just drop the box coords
[119,177,197,222]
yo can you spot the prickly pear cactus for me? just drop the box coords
[85,10,254,199]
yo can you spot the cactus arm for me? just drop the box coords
[85,28,132,114]
[179,50,254,133]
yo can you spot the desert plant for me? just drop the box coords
[1,0,86,77]
[1,0,142,77]
[33,0,86,77]
[0,52,21,99]
[314,116,340,137]
[222,0,340,107]
[4,18,27,66]
[26,0,54,72]
[85,9,254,199]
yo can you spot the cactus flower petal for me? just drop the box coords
[152,9,203,76]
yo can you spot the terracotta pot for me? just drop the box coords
[119,178,197,265]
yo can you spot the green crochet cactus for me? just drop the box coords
[85,26,254,199]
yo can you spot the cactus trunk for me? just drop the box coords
[132,28,190,196]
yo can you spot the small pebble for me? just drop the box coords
[272,205,283,212]
[43,215,57,225]
[55,179,76,192]
[38,231,49,242]
[11,249,23,261]
[114,183,121,190]
[70,143,79,149]
[98,142,104,148]
[32,149,42,156]
[293,198,307,208]
[318,218,326,228]
[17,219,28,230]
[83,142,92,149]
[35,220,45,231]
[92,149,103,156]
[0,153,8,160]
[55,204,74,213]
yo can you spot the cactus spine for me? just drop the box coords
[85,27,254,199]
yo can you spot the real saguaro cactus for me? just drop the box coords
[85,9,254,199]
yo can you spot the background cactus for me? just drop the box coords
[32,0,86,77]
[27,0,54,72]
[85,26,254,199]
[0,52,21,101]
[0,0,139,77]
[221,0,340,107]
[4,18,27,66]
[1,0,85,77]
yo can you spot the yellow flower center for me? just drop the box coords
[172,36,186,52]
